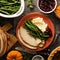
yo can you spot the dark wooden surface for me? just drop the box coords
[0,0,60,60]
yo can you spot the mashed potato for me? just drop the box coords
[32,17,48,32]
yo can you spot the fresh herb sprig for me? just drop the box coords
[25,0,34,9]
[24,20,49,40]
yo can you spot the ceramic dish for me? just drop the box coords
[16,12,55,52]
[37,0,57,14]
[0,0,25,18]
[32,55,44,60]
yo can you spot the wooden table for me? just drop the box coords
[0,0,60,60]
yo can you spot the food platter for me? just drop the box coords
[0,0,60,60]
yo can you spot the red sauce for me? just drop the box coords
[39,0,55,12]
[45,27,52,37]
[52,51,60,60]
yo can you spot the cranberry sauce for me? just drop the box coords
[44,27,52,37]
[39,0,55,12]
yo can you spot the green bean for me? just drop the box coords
[24,26,37,39]
[25,21,42,39]
[24,20,49,40]
[0,0,21,15]
[0,1,20,6]
[26,20,43,35]
[0,6,20,14]
[0,10,9,15]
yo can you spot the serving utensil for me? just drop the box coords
[15,47,37,54]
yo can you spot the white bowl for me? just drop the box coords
[32,55,44,60]
[37,0,57,14]
[0,0,25,18]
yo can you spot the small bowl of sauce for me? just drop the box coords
[37,0,57,13]
[32,55,44,60]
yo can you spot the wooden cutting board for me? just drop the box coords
[1,23,17,52]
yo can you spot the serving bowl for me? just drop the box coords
[16,12,55,52]
[32,55,44,60]
[0,0,25,18]
[37,0,57,14]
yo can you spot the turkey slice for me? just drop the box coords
[18,27,42,49]
[18,29,37,49]
[20,27,41,46]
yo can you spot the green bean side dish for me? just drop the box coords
[0,0,21,15]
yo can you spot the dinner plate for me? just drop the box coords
[16,12,55,51]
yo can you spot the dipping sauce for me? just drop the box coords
[52,51,60,60]
[39,0,55,12]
